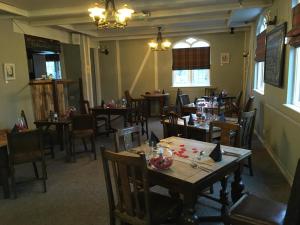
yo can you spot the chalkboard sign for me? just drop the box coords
[265,22,287,87]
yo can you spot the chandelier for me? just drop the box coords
[88,0,134,29]
[148,27,172,51]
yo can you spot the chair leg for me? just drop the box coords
[50,136,55,159]
[10,167,17,199]
[248,156,254,176]
[91,136,96,160]
[145,120,149,139]
[33,162,39,179]
[41,159,47,193]
[82,138,88,152]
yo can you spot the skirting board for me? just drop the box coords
[254,130,293,186]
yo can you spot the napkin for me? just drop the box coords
[209,143,222,162]
[149,131,160,147]
[188,114,194,125]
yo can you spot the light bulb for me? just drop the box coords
[162,40,172,49]
[88,5,105,18]
[148,41,158,49]
[118,4,134,19]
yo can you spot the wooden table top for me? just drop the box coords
[34,118,71,126]
[141,93,170,98]
[0,130,8,148]
[126,137,251,185]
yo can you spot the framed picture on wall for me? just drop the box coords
[264,22,287,87]
[220,53,230,65]
[4,63,16,81]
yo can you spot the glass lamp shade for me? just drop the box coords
[117,4,134,19]
[148,41,158,50]
[162,40,172,49]
[88,4,105,20]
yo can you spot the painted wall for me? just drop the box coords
[99,32,246,107]
[0,19,34,128]
[251,0,299,184]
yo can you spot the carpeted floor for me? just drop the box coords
[0,117,291,225]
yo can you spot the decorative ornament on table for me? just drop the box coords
[209,143,222,162]
[188,114,194,126]
[162,89,165,94]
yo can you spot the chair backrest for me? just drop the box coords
[100,147,151,224]
[209,120,240,147]
[205,87,217,96]
[20,110,29,129]
[178,94,190,106]
[71,114,94,131]
[124,90,133,102]
[236,91,243,109]
[82,100,91,115]
[114,126,142,152]
[162,111,187,138]
[7,129,43,163]
[239,109,256,149]
[284,159,300,225]
[243,96,255,112]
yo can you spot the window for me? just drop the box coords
[254,16,267,94]
[45,54,61,79]
[292,47,300,107]
[172,38,210,87]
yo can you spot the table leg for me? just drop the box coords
[180,191,198,225]
[231,163,245,203]
[147,99,151,117]
[0,167,10,199]
[123,112,128,128]
[220,176,229,224]
[159,97,164,115]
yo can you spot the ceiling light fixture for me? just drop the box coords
[88,0,134,29]
[148,27,172,51]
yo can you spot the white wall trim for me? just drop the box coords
[154,51,158,90]
[94,49,102,104]
[266,103,300,128]
[116,40,122,99]
[254,130,293,186]
[129,48,151,94]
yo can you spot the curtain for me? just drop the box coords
[255,30,266,62]
[172,47,210,70]
[288,3,300,47]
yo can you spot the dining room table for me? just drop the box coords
[34,118,72,161]
[0,129,10,198]
[127,136,251,225]
[141,92,170,116]
[162,113,238,141]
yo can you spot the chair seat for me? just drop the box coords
[14,151,43,164]
[230,194,287,225]
[72,129,94,138]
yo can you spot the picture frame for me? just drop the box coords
[264,22,287,87]
[220,53,230,65]
[4,63,16,81]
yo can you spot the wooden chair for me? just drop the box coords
[239,109,256,176]
[83,100,109,134]
[70,114,96,160]
[161,111,187,138]
[22,110,55,158]
[231,91,243,116]
[7,129,47,198]
[100,147,182,225]
[229,158,300,225]
[204,87,217,96]
[243,96,255,112]
[114,126,142,152]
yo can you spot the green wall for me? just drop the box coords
[99,32,246,106]
[0,20,34,129]
[252,0,299,183]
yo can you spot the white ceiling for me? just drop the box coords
[0,0,271,40]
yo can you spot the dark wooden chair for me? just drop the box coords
[204,87,217,96]
[7,129,47,198]
[100,147,182,225]
[243,96,255,112]
[229,158,300,225]
[22,110,55,158]
[161,111,187,138]
[70,114,96,160]
[114,126,142,152]
[231,91,243,116]
[83,100,109,134]
[239,109,256,176]
[178,94,191,115]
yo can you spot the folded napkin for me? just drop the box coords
[209,143,222,162]
[149,131,160,147]
[188,114,194,125]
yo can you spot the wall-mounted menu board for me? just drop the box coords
[264,22,287,87]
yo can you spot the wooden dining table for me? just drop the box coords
[141,93,169,116]
[129,136,251,225]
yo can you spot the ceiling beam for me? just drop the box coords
[0,2,28,17]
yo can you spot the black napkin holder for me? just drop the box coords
[149,131,160,147]
[188,114,194,125]
[209,143,222,162]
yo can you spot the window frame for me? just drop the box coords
[172,37,211,88]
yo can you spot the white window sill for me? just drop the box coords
[283,104,300,114]
[172,85,211,88]
[253,89,264,96]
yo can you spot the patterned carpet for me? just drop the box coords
[0,117,290,225]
